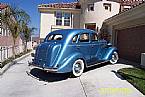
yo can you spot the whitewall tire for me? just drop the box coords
[110,51,119,64]
[72,59,84,77]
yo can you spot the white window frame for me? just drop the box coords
[103,3,111,12]
[0,27,2,36]
[55,11,72,26]
[55,11,63,26]
[88,3,94,11]
[64,13,71,26]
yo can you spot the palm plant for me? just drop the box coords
[1,5,30,58]
[21,21,36,52]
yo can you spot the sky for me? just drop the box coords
[0,0,77,36]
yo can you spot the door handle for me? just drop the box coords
[76,45,80,49]
[91,45,94,48]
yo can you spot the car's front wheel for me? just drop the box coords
[72,59,84,77]
[110,51,119,64]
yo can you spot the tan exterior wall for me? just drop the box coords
[40,10,80,39]
[80,0,120,31]
[0,36,22,46]
[40,12,55,39]
[73,13,80,29]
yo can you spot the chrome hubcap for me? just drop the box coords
[74,63,82,74]
[112,54,116,62]
[110,52,118,64]
[73,59,84,77]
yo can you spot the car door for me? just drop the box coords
[89,33,100,65]
[77,33,91,64]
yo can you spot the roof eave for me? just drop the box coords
[104,2,145,25]
[38,7,81,13]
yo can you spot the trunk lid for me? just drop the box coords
[34,42,61,68]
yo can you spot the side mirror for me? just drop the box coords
[31,53,35,57]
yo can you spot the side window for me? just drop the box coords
[79,33,89,42]
[48,35,53,40]
[72,35,78,43]
[48,34,63,40]
[91,33,98,41]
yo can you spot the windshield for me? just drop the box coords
[48,34,63,41]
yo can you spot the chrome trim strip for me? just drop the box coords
[86,61,108,68]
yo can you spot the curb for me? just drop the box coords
[0,51,32,75]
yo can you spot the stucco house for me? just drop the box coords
[38,0,121,41]
[38,0,144,63]
[0,4,24,61]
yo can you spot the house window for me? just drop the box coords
[103,3,111,11]
[88,4,94,11]
[55,11,71,26]
[55,11,62,25]
[2,29,5,36]
[123,6,131,11]
[0,27,2,35]
[64,13,71,26]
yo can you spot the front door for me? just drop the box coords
[89,33,100,65]
[77,33,91,64]
[85,23,96,31]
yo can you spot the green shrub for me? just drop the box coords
[0,49,32,68]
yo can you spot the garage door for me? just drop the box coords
[117,25,145,63]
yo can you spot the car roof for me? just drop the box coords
[49,29,96,36]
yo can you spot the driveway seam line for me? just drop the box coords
[79,77,88,97]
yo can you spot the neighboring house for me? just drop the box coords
[32,36,40,48]
[0,3,23,61]
[38,0,120,41]
[104,2,145,63]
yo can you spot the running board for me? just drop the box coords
[86,61,109,68]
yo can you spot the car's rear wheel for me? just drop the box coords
[110,51,119,64]
[72,59,84,77]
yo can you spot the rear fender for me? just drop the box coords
[58,53,86,73]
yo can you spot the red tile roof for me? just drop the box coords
[38,2,81,9]
[119,0,145,6]
[0,3,7,9]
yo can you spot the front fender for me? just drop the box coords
[102,47,118,61]
[57,53,85,73]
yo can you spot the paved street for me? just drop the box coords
[0,56,144,97]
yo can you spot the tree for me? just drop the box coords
[1,5,30,58]
[21,21,36,52]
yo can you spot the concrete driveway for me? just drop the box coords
[0,56,144,97]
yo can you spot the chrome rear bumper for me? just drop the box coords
[28,62,57,72]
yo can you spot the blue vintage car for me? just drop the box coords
[30,29,118,77]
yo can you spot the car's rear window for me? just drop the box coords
[48,34,63,41]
